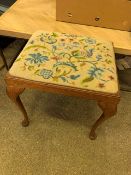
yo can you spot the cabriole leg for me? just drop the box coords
[89,100,118,140]
[6,85,29,127]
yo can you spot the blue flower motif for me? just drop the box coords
[26,53,49,64]
[96,55,102,61]
[86,49,94,57]
[40,69,53,79]
[88,66,104,78]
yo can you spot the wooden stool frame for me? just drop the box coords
[5,73,120,140]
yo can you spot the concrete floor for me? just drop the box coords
[0,68,131,175]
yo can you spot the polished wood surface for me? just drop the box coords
[5,73,120,140]
[0,0,131,55]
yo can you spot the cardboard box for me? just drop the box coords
[56,0,131,31]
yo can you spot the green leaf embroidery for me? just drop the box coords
[28,66,34,71]
[16,57,22,62]
[72,50,79,56]
[53,62,78,71]
[79,39,85,42]
[24,45,47,51]
[82,77,94,84]
[105,59,112,64]
[96,43,102,46]
[35,69,40,75]
[75,57,86,60]
[52,32,58,37]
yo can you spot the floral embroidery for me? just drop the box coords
[70,75,80,80]
[85,38,96,44]
[88,67,104,79]
[39,69,53,79]
[26,53,48,64]
[9,31,118,93]
[96,55,102,61]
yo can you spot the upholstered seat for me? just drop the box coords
[9,31,118,94]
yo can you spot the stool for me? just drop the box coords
[5,31,120,140]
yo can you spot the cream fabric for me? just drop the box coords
[10,31,118,93]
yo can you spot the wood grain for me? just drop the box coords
[0,0,131,55]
